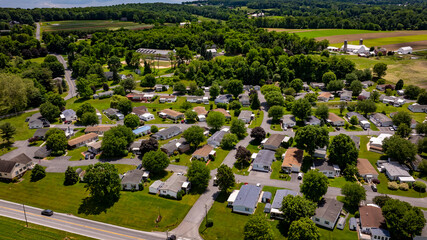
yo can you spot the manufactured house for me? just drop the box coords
[27,113,48,129]
[313,147,327,159]
[281,148,304,173]
[126,93,146,102]
[270,189,298,219]
[159,173,190,199]
[154,84,169,92]
[152,126,181,140]
[149,180,164,194]
[33,128,49,140]
[397,46,412,54]
[281,115,296,128]
[312,160,340,178]
[408,103,427,113]
[238,110,253,124]
[207,129,228,148]
[368,134,392,152]
[346,112,370,129]
[192,144,215,161]
[140,113,155,121]
[193,106,208,121]
[84,125,112,136]
[369,113,393,127]
[252,150,275,172]
[357,158,378,181]
[161,138,190,156]
[87,141,102,154]
[318,92,333,102]
[132,106,148,116]
[263,134,286,151]
[232,184,262,215]
[361,81,374,88]
[121,169,144,191]
[312,198,343,230]
[103,108,123,120]
[304,116,321,126]
[60,109,77,122]
[159,95,177,103]
[132,126,151,136]
[359,206,387,235]
[239,94,250,106]
[0,154,33,180]
[129,141,142,155]
[381,162,413,181]
[158,109,184,120]
[227,190,240,207]
[380,95,405,107]
[93,90,113,99]
[340,91,353,101]
[68,133,98,148]
[359,90,371,99]
[328,113,345,126]
[187,96,208,104]
[214,94,232,104]
[310,82,325,90]
[211,108,231,119]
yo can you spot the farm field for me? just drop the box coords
[41,20,153,32]
[266,28,382,38]
[329,34,427,51]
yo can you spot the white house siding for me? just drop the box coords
[233,205,255,215]
[312,216,335,229]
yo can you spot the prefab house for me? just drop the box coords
[159,173,190,199]
[328,113,345,126]
[121,169,144,191]
[207,129,228,148]
[281,148,304,173]
[149,180,164,194]
[232,184,262,215]
[263,134,286,151]
[252,150,275,172]
[238,110,253,124]
[270,189,298,219]
[152,126,181,140]
[312,198,343,230]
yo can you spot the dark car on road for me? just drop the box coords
[371,184,377,192]
[41,209,54,216]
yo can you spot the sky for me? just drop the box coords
[0,0,187,8]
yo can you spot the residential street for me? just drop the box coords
[54,54,77,100]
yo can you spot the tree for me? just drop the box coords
[383,135,417,164]
[405,85,423,100]
[76,103,96,118]
[183,126,206,148]
[295,125,329,156]
[382,199,426,239]
[81,112,99,126]
[290,78,303,92]
[209,83,220,100]
[76,77,93,99]
[141,74,156,88]
[216,164,235,192]
[339,101,346,115]
[174,82,186,94]
[350,80,363,96]
[392,111,411,127]
[356,100,377,116]
[181,101,193,110]
[315,105,329,122]
[373,62,387,78]
[416,122,427,135]
[40,101,60,122]
[268,105,284,123]
[46,92,66,109]
[116,98,132,116]
[280,195,317,225]
[329,134,359,170]
[349,115,358,125]
[207,111,225,131]
[84,163,121,204]
[397,123,411,138]
[139,138,159,156]
[124,114,140,129]
[113,86,126,96]
[326,80,344,92]
[322,72,336,84]
[395,79,404,91]
[373,195,392,208]
[230,119,247,139]
[250,127,266,142]
[120,78,136,93]
[345,73,358,85]
[142,150,169,174]
[229,101,242,110]
[150,125,159,133]
[341,182,366,208]
[304,93,317,103]
[64,166,79,185]
[187,161,210,192]
[46,130,67,154]
[288,218,320,240]
[250,92,260,110]
[101,125,134,157]
[0,123,16,145]
[265,91,285,107]
[292,99,312,120]
[108,56,122,82]
[243,215,274,240]
[417,92,427,105]
[220,133,238,150]
[300,170,329,202]
[261,85,281,95]
[185,109,197,121]
[227,79,243,99]
[31,164,46,182]
[235,146,251,165]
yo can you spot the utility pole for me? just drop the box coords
[22,204,28,227]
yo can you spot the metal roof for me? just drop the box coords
[233,184,261,209]
[271,189,298,210]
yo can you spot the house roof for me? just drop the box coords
[61,109,76,117]
[314,198,343,223]
[233,184,261,209]
[383,162,411,177]
[371,228,390,237]
[212,108,231,117]
[271,189,298,210]
[87,141,102,150]
[253,150,275,167]
[153,126,181,138]
[370,113,392,123]
[328,112,343,122]
[318,92,332,99]
[193,145,214,157]
[193,106,208,116]
[340,90,353,98]
[369,134,392,146]
[132,106,148,115]
[160,109,183,118]
[359,206,386,229]
[238,110,252,120]
[68,133,98,147]
[264,134,286,148]
[10,153,32,165]
[161,138,187,153]
[160,173,187,193]
[132,126,151,135]
[150,180,164,189]
[129,141,142,150]
[85,125,112,133]
[346,112,367,121]
[304,116,321,125]
[33,128,49,138]
[350,136,360,149]
[357,158,377,176]
[121,169,144,184]
[208,130,227,144]
[313,160,337,172]
[281,115,296,124]
[34,146,51,158]
[282,148,304,168]
[0,160,16,173]
[262,191,272,199]
[103,108,119,115]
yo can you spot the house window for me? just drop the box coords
[315,218,320,222]
[325,221,329,224]
[245,208,250,212]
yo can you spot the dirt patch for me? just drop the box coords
[382,40,427,51]
[386,60,427,88]
[317,30,427,44]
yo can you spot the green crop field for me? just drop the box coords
[330,34,427,48]
[42,20,152,32]
[295,29,382,39]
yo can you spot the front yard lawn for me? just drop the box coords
[318,214,357,240]
[270,161,290,181]
[328,177,350,188]
[67,146,88,161]
[0,112,37,141]
[0,169,200,232]
[207,148,230,170]
[249,110,263,129]
[270,123,282,131]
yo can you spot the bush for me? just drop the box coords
[216,103,228,109]
[372,179,380,184]
[388,181,399,190]
[206,218,214,227]
[414,181,426,192]
[177,190,183,200]
[399,183,409,191]
[373,195,391,207]
[354,211,360,218]
[377,79,386,84]
[151,125,158,133]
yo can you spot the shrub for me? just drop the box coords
[388,181,399,190]
[206,218,214,227]
[373,195,391,207]
[151,125,158,133]
[399,183,409,191]
[414,181,426,192]
[372,179,380,184]
[216,103,228,109]
[177,190,183,200]
[138,183,144,191]
[354,211,360,218]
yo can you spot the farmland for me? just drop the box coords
[41,20,153,32]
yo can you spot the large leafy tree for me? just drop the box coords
[404,85,423,100]
[46,92,66,109]
[300,170,329,202]
[289,78,303,92]
[101,125,134,157]
[123,114,140,129]
[0,122,16,145]
[382,199,426,239]
[216,164,235,192]
[373,62,387,78]
[207,111,225,131]
[84,163,121,204]
[392,111,411,127]
[209,83,220,100]
[292,98,312,120]
[250,92,260,110]
[107,56,122,82]
[235,146,251,166]
[288,218,320,240]
[383,135,417,164]
[356,99,377,116]
[139,138,159,156]
[31,164,46,182]
[187,160,210,192]
[280,195,317,225]
[45,128,67,154]
[250,127,265,142]
[76,103,96,118]
[322,71,336,84]
[81,112,99,126]
[350,80,363,96]
[329,134,358,170]
[120,78,136,93]
[227,79,243,99]
[295,125,329,156]
[142,149,169,174]
[341,182,366,209]
[315,105,329,122]
[268,105,284,123]
[64,166,79,186]
[243,215,274,240]
[183,125,206,148]
[230,119,247,139]
[220,133,238,150]
[76,77,93,99]
[265,91,285,107]
[40,101,60,122]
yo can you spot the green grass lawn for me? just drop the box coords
[170,151,193,167]
[67,146,88,161]
[343,125,364,132]
[293,29,383,39]
[330,34,427,48]
[42,20,151,32]
[0,169,200,232]
[29,57,45,64]
[328,177,350,188]
[318,214,357,240]
[232,163,250,176]
[0,112,37,141]
[270,161,291,181]
[207,149,230,170]
[249,110,263,129]
[0,215,94,240]
[0,146,17,156]
[270,123,282,131]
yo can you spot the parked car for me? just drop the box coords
[298,172,303,180]
[90,154,95,159]
[41,209,54,216]
[85,154,90,160]
[213,176,218,186]
[336,127,340,131]
[371,184,377,192]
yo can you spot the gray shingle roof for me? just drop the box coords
[346,112,367,122]
[314,198,343,223]
[121,169,144,184]
[271,189,298,210]
[153,126,181,138]
[233,184,261,209]
[0,160,16,173]
[253,150,275,167]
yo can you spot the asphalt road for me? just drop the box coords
[35,22,40,41]
[54,54,77,100]
[0,199,166,240]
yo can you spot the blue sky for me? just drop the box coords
[0,0,186,8]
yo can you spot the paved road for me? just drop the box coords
[35,22,40,41]
[0,199,166,240]
[54,54,77,100]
